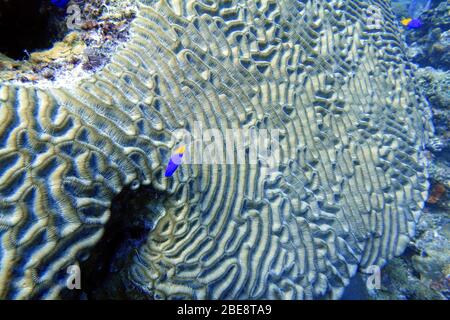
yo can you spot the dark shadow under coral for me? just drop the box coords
[0,0,67,60]
[60,184,165,300]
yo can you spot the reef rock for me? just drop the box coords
[404,0,450,69]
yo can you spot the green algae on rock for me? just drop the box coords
[0,0,433,299]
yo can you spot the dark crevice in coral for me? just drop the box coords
[341,273,372,300]
[0,0,67,60]
[61,184,164,300]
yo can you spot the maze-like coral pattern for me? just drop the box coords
[0,0,431,299]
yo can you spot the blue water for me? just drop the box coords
[408,0,432,18]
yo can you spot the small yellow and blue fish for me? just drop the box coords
[401,17,423,29]
[401,0,430,29]
[164,145,186,177]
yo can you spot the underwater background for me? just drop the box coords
[0,0,449,300]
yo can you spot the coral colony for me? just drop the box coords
[0,0,447,300]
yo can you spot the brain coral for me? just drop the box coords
[0,0,433,299]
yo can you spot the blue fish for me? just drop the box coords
[407,18,423,29]
[51,0,70,9]
[164,146,185,177]
[400,17,424,29]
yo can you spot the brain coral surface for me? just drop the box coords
[0,0,432,299]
